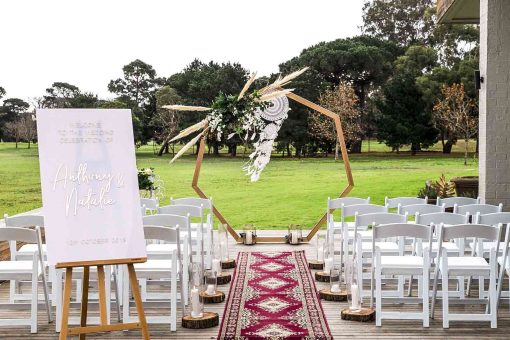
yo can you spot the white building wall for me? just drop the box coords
[479,0,510,206]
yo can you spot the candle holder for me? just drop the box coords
[286,224,302,245]
[182,263,220,328]
[309,234,326,270]
[219,224,236,269]
[316,236,333,282]
[346,256,362,312]
[240,224,257,245]
[319,265,349,301]
[200,269,225,304]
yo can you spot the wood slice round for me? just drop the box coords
[199,291,225,304]
[340,308,375,322]
[217,273,232,285]
[319,288,350,301]
[221,259,236,269]
[308,260,324,270]
[315,271,330,282]
[182,312,219,329]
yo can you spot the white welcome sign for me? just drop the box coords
[36,109,146,266]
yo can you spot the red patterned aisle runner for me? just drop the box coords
[218,251,332,340]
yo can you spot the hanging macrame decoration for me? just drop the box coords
[164,68,307,182]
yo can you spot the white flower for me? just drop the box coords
[144,168,153,175]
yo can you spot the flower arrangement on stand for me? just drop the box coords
[163,67,309,182]
[138,167,164,198]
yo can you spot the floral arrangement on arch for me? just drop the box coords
[164,67,308,182]
[138,167,165,198]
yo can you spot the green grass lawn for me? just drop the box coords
[0,141,477,229]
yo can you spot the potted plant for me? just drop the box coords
[451,176,478,198]
[418,174,456,208]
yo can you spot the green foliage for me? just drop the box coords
[417,181,438,199]
[434,174,455,198]
[42,82,81,108]
[0,86,5,100]
[137,167,156,191]
[376,72,437,153]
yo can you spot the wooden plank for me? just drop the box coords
[55,258,147,269]
[68,322,141,335]
[128,263,150,340]
[59,267,73,340]
[97,265,107,326]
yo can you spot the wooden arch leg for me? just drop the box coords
[128,263,150,340]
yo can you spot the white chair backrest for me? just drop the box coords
[400,203,444,216]
[328,197,370,209]
[140,198,159,210]
[143,214,189,229]
[171,197,213,210]
[342,204,387,218]
[0,226,39,244]
[416,212,469,226]
[455,203,503,216]
[477,212,510,226]
[436,196,480,208]
[385,197,426,209]
[158,204,203,218]
[143,225,180,244]
[355,212,406,228]
[439,223,500,242]
[4,214,44,228]
[373,223,432,241]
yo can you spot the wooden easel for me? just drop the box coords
[57,257,150,340]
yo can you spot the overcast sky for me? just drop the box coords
[0,0,363,102]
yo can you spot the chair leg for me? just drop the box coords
[140,278,147,302]
[122,265,131,322]
[422,269,429,327]
[490,269,497,328]
[171,257,177,331]
[479,276,484,299]
[9,280,16,304]
[112,268,122,322]
[376,268,382,327]
[431,267,440,319]
[442,270,449,329]
[55,270,62,332]
[31,270,38,333]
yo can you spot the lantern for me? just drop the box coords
[287,224,302,245]
[218,223,229,261]
[346,255,362,312]
[204,269,217,296]
[330,266,342,293]
[188,263,204,318]
[316,233,327,262]
[241,224,257,245]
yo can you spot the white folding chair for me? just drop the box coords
[372,223,433,327]
[3,214,49,304]
[415,212,469,298]
[170,197,214,266]
[141,198,159,215]
[340,204,388,266]
[0,226,52,333]
[385,197,427,214]
[400,204,445,218]
[432,223,506,328]
[437,197,480,209]
[455,203,503,216]
[123,225,184,331]
[157,205,207,269]
[142,214,190,304]
[353,212,407,299]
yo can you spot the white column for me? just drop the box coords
[479,0,510,206]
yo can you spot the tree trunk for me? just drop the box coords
[27,141,30,149]
[229,144,237,157]
[442,139,454,154]
[464,137,469,166]
[286,143,291,157]
[411,142,420,156]
[350,140,362,153]
[213,144,219,155]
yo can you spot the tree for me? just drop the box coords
[108,59,158,108]
[309,83,362,157]
[42,82,81,108]
[362,0,435,47]
[433,83,477,165]
[288,36,401,152]
[0,86,5,101]
[153,86,183,156]
[376,72,437,154]
[2,98,29,116]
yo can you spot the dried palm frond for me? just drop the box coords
[259,67,308,94]
[258,89,294,102]
[162,104,212,112]
[170,119,208,142]
[238,72,257,100]
[170,127,209,164]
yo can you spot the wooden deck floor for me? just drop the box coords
[1,230,510,339]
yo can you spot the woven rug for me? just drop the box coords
[218,251,332,339]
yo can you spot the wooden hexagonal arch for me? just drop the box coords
[191,92,354,243]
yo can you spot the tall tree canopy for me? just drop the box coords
[362,0,435,47]
[108,59,160,109]
[0,86,5,101]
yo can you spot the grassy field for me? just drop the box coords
[0,141,478,229]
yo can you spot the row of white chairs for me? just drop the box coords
[0,196,214,333]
